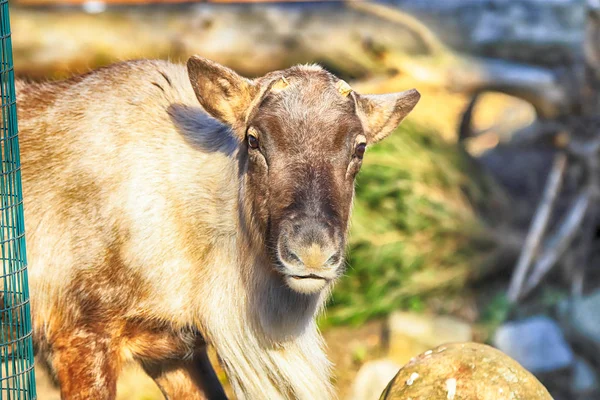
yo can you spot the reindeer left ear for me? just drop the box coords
[354,89,421,143]
[187,55,259,134]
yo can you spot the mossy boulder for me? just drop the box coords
[380,342,553,400]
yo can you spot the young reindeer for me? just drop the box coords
[17,56,419,399]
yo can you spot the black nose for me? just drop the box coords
[278,219,341,270]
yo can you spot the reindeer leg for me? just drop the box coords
[50,328,120,400]
[141,346,227,400]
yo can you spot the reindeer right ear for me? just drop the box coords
[353,89,421,144]
[187,56,259,133]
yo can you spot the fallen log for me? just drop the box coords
[11,3,433,80]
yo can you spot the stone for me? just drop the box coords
[379,342,553,400]
[493,315,574,373]
[387,312,473,364]
[349,359,402,400]
[571,357,599,395]
[558,290,600,362]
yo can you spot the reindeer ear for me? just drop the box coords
[187,56,259,133]
[354,89,421,143]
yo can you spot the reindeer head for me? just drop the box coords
[187,56,419,295]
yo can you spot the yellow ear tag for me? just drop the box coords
[272,76,290,91]
[336,80,353,97]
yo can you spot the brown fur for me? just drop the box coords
[17,57,419,399]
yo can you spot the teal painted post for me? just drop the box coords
[0,1,37,399]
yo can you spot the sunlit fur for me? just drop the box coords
[17,60,334,399]
[17,58,419,400]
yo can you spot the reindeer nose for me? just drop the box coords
[289,242,340,269]
[279,220,341,270]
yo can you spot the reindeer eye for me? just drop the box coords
[355,143,366,159]
[248,133,259,149]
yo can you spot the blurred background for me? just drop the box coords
[10,0,600,398]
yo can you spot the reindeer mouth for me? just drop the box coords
[290,274,329,280]
[284,273,332,294]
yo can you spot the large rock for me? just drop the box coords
[386,0,585,66]
[379,342,553,400]
[387,312,473,365]
[493,315,574,373]
[13,0,586,73]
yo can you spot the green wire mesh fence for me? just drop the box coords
[0,1,36,399]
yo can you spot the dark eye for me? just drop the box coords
[355,143,366,159]
[248,134,259,149]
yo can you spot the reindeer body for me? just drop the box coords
[16,58,419,399]
[18,60,332,399]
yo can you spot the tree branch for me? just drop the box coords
[508,153,567,303]
[521,191,591,300]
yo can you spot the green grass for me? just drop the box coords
[324,122,500,326]
[480,293,511,331]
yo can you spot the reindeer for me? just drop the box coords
[16,56,419,399]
